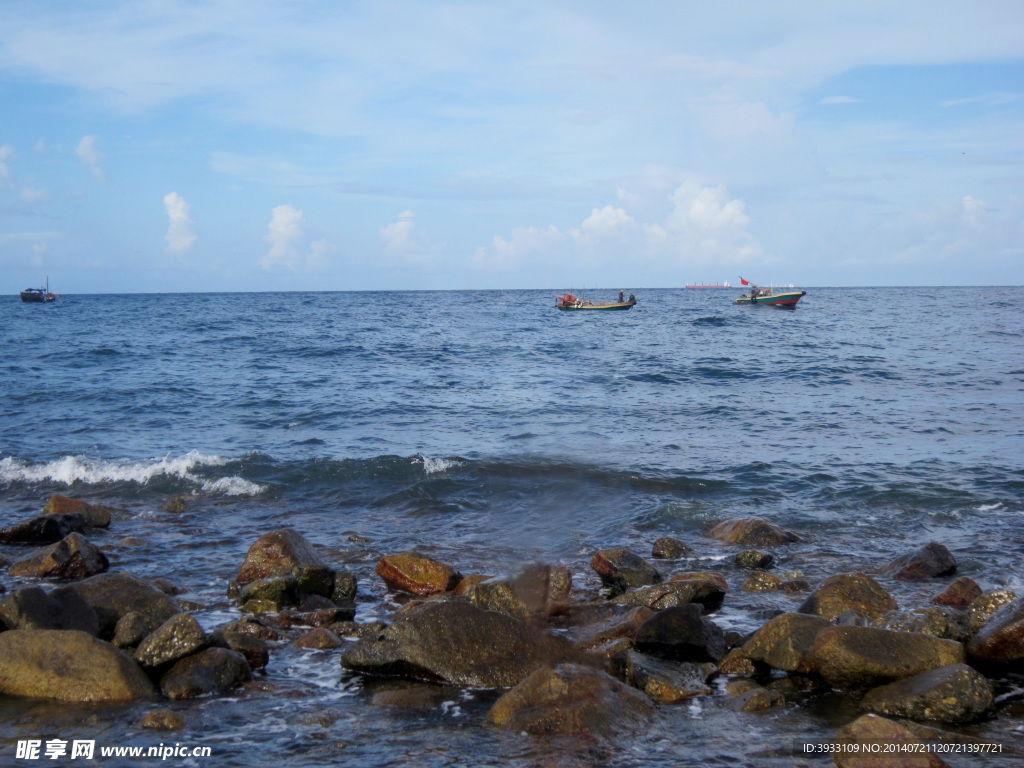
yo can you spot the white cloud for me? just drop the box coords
[473,225,564,268]
[0,145,15,185]
[821,96,861,105]
[570,206,635,244]
[306,237,334,271]
[163,192,196,254]
[76,136,105,183]
[380,210,416,253]
[262,204,304,269]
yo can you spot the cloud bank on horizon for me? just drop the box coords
[0,0,1021,292]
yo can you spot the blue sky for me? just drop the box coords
[1,1,1022,293]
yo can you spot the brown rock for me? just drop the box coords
[139,709,186,730]
[884,542,957,580]
[930,576,981,608]
[718,648,757,676]
[567,605,654,652]
[870,607,969,642]
[215,631,269,669]
[708,517,799,547]
[966,596,1024,664]
[590,548,661,596]
[9,532,109,580]
[741,570,782,592]
[611,650,714,703]
[669,571,729,593]
[798,573,898,621]
[0,515,87,545]
[965,589,1017,631]
[465,563,571,621]
[835,714,951,768]
[728,686,785,712]
[134,614,208,668]
[651,537,691,559]
[43,495,112,528]
[375,552,460,596]
[293,627,342,650]
[160,647,251,699]
[452,574,491,595]
[740,613,831,673]
[860,664,993,724]
[236,528,326,586]
[735,550,774,570]
[611,579,725,613]
[68,572,182,639]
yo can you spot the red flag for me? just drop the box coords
[740,277,749,286]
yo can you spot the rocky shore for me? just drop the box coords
[1,496,1022,765]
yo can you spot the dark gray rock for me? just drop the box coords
[0,586,99,635]
[0,515,87,545]
[160,648,251,699]
[590,548,661,596]
[67,572,182,640]
[884,542,957,580]
[651,537,692,559]
[634,603,726,662]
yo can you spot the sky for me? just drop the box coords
[1,1,1022,294]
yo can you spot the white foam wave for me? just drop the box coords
[419,455,463,474]
[201,476,265,496]
[976,503,1003,513]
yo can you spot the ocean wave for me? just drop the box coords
[416,455,464,474]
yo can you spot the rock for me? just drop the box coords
[808,625,965,690]
[835,714,952,768]
[375,552,460,596]
[930,576,981,608]
[219,616,279,642]
[68,572,182,639]
[331,570,358,603]
[139,709,186,730]
[652,537,691,559]
[780,579,812,593]
[236,528,326,586]
[741,571,782,592]
[43,495,112,528]
[341,600,574,688]
[239,576,299,612]
[965,589,1017,631]
[369,680,454,709]
[966,596,1024,664]
[740,613,832,673]
[610,649,714,703]
[279,606,355,627]
[0,585,100,636]
[113,612,152,648]
[292,564,336,597]
[293,628,342,650]
[736,550,774,570]
[860,664,993,724]
[728,686,785,712]
[870,607,970,642]
[669,571,729,593]
[0,515,87,545]
[798,573,898,621]
[466,563,571,621]
[160,648,251,699]
[214,631,269,669]
[163,496,188,514]
[708,517,799,548]
[330,620,387,641]
[8,532,110,580]
[452,574,490,595]
[634,603,726,663]
[488,664,654,736]
[135,614,208,668]
[884,543,957,580]
[612,578,725,613]
[590,548,661,596]
[566,605,654,652]
[0,629,154,701]
[718,648,757,676]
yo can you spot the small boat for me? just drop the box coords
[685,281,732,289]
[555,292,636,311]
[20,278,57,303]
[734,279,805,308]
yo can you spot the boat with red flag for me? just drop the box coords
[555,291,636,311]
[734,278,805,308]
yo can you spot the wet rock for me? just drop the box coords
[930,576,981,608]
[634,603,726,663]
[68,572,182,640]
[160,647,251,699]
[567,605,654,652]
[8,532,109,580]
[966,596,1024,664]
[138,709,186,730]
[292,564,336,598]
[736,550,775,570]
[590,548,661,596]
[236,528,327,586]
[780,579,812,593]
[860,664,993,724]
[220,615,280,642]
[798,573,898,621]
[740,613,831,673]
[466,563,571,622]
[884,542,957,580]
[330,620,387,641]
[213,631,269,670]
[163,496,188,514]
[741,570,782,592]
[488,663,654,736]
[808,625,965,690]
[331,570,358,603]
[43,495,113,528]
[369,680,455,709]
[294,628,343,650]
[610,649,714,703]
[708,517,799,548]
[0,586,99,635]
[835,714,952,768]
[375,552,461,596]
[135,614,208,668]
[0,629,154,701]
[612,578,725,613]
[870,607,970,642]
[452,574,490,595]
[669,571,729,593]
[341,600,574,688]
[151,579,183,596]
[728,686,785,712]
[239,576,299,612]
[718,648,757,676]
[0,514,87,545]
[652,537,691,559]
[965,589,1017,631]
[279,606,355,627]
[113,612,152,648]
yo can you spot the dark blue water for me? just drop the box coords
[1,287,1022,766]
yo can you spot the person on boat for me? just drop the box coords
[628,292,635,303]
[619,290,624,303]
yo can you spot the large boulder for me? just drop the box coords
[0,515,87,545]
[870,607,969,643]
[835,714,951,768]
[965,589,1017,631]
[0,629,154,701]
[134,614,208,668]
[487,664,654,736]
[808,625,965,690]
[8,532,109,580]
[465,563,571,622]
[375,552,460,596]
[611,578,725,613]
[590,548,661,596]
[739,612,832,673]
[43,494,113,528]
[860,664,993,724]
[634,603,726,663]
[798,573,897,621]
[930,576,981,608]
[67,572,182,639]
[883,543,957,580]
[610,649,715,703]
[236,528,327,586]
[341,600,575,688]
[160,647,251,699]
[966,596,1024,664]
[0,586,99,635]
[708,517,799,548]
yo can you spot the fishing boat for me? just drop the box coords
[685,281,732,289]
[555,292,636,311]
[20,278,57,303]
[734,279,805,308]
